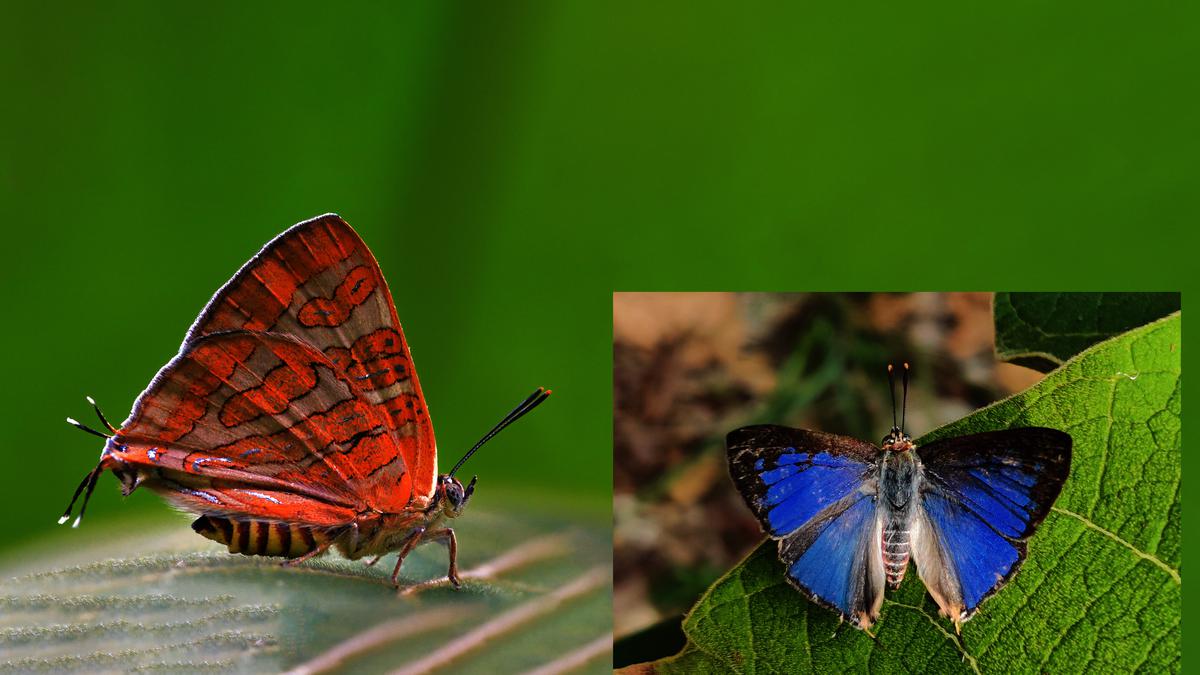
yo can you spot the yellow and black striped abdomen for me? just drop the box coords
[191,516,331,559]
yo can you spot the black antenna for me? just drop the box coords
[60,396,116,527]
[66,417,110,440]
[58,470,94,525]
[901,362,910,434]
[87,396,118,434]
[72,466,103,528]
[58,461,103,528]
[449,387,551,478]
[887,364,898,430]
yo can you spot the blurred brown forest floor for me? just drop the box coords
[612,292,1043,637]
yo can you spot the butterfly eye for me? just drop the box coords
[441,477,467,513]
[881,427,903,448]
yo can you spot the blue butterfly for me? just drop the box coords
[727,364,1071,632]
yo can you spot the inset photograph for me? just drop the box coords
[614,292,1180,673]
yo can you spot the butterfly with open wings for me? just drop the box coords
[728,363,1071,632]
[60,214,549,588]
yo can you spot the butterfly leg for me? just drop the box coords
[364,554,385,567]
[281,539,333,567]
[425,527,460,588]
[389,526,427,586]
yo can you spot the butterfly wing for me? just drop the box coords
[109,330,415,521]
[728,425,886,627]
[178,214,437,507]
[912,428,1072,627]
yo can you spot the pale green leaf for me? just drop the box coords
[0,502,611,674]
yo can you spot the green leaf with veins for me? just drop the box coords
[993,292,1179,372]
[0,502,611,674]
[639,312,1180,675]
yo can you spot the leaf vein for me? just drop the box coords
[884,600,979,674]
[1050,507,1179,584]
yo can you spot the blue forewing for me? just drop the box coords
[727,424,1071,631]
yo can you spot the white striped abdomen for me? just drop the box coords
[882,525,910,587]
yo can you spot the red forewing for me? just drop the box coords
[114,330,416,516]
[163,214,437,504]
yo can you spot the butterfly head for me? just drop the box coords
[881,426,914,452]
[436,474,477,518]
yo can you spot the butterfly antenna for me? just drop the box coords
[60,399,115,526]
[58,460,103,527]
[887,364,898,430]
[72,465,104,528]
[87,396,118,434]
[66,417,111,440]
[449,387,552,477]
[901,362,910,434]
[57,471,93,525]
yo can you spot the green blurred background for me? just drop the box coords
[0,1,1194,560]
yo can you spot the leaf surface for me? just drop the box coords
[637,312,1180,674]
[993,292,1179,371]
[0,502,611,674]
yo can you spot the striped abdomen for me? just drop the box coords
[882,526,910,587]
[192,516,331,559]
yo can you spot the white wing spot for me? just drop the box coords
[243,490,282,504]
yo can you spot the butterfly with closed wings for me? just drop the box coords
[727,363,1070,632]
[60,214,549,588]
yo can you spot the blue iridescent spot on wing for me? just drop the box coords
[923,490,1020,609]
[761,459,803,486]
[787,495,876,615]
[965,467,1045,528]
[934,461,1049,539]
[951,478,1033,539]
[762,451,872,536]
[967,468,1035,500]
[759,449,812,486]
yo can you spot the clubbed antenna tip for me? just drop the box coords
[449,387,552,477]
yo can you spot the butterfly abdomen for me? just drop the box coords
[191,516,330,559]
[882,526,911,587]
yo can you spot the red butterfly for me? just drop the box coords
[60,214,549,587]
